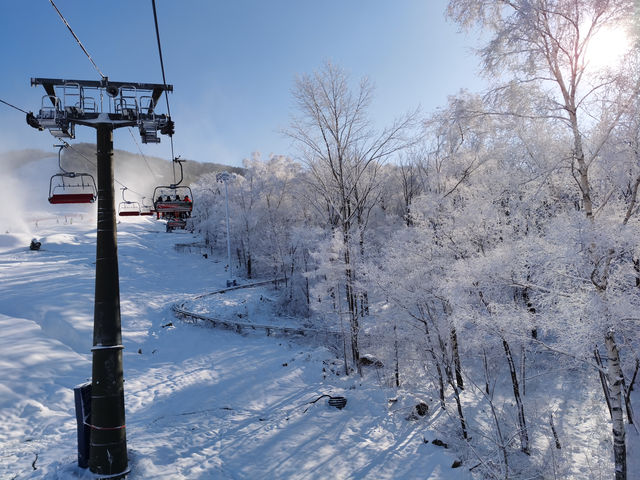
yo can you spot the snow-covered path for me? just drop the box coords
[0,216,468,479]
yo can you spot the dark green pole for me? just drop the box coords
[89,124,128,477]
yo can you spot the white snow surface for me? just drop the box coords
[0,214,467,479]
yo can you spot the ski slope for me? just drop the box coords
[0,214,468,479]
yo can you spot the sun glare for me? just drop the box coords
[584,26,632,71]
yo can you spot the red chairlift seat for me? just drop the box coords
[49,192,96,204]
[154,199,193,213]
[117,187,141,216]
[48,172,97,205]
[119,209,141,217]
[118,202,141,217]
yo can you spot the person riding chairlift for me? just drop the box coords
[156,195,167,218]
[182,195,192,218]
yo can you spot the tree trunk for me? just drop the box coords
[438,325,467,439]
[623,358,639,425]
[339,310,349,376]
[483,350,508,479]
[503,338,530,455]
[520,345,526,397]
[549,411,561,450]
[343,228,361,376]
[345,276,361,375]
[605,331,627,480]
[303,249,311,307]
[361,291,370,316]
[450,374,468,440]
[571,118,593,218]
[451,327,464,390]
[421,313,446,409]
[595,348,613,418]
[394,322,400,387]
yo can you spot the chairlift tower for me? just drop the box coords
[28,77,173,478]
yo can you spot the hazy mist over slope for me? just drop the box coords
[0,144,243,245]
[2,143,243,197]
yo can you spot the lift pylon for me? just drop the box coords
[29,77,173,479]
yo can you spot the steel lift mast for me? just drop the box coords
[28,77,173,478]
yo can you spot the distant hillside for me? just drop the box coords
[0,149,52,171]
[1,144,244,200]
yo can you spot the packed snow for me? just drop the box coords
[0,212,468,479]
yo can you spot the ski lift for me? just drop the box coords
[153,186,193,214]
[48,144,97,204]
[154,187,192,231]
[152,158,193,230]
[140,196,154,216]
[118,187,141,217]
[165,215,187,232]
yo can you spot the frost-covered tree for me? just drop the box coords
[286,61,416,374]
[445,1,640,476]
[190,171,227,252]
[191,154,319,316]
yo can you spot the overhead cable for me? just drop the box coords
[128,127,160,182]
[61,140,146,198]
[151,0,177,183]
[0,98,29,114]
[48,0,106,80]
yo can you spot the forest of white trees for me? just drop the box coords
[189,1,639,478]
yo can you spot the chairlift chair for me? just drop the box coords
[118,187,141,217]
[165,215,187,232]
[153,186,192,231]
[48,144,96,204]
[152,158,193,231]
[152,185,193,215]
[140,196,154,216]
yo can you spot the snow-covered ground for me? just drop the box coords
[0,213,468,479]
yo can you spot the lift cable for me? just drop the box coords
[1,99,147,200]
[0,98,30,114]
[58,140,95,169]
[151,0,177,184]
[60,140,146,198]
[48,0,106,80]
[2,98,147,200]
[128,127,161,182]
[31,1,174,208]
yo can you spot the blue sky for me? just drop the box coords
[0,1,485,167]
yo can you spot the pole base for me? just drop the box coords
[87,466,130,479]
